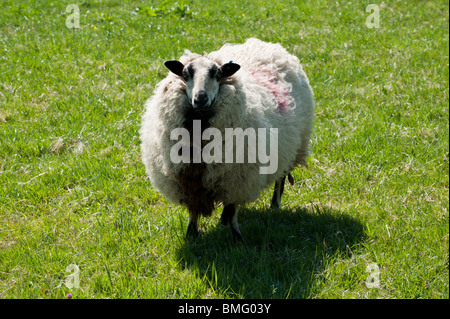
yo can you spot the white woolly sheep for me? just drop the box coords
[140,38,314,242]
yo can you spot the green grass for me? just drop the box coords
[0,0,448,299]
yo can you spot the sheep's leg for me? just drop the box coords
[186,211,199,238]
[271,176,286,209]
[219,204,244,242]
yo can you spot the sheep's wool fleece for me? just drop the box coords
[140,38,314,206]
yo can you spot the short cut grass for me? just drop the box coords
[0,0,448,299]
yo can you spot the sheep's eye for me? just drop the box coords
[215,71,222,81]
[182,71,189,80]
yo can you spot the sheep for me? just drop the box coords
[140,38,314,242]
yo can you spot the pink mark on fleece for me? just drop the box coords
[249,67,292,110]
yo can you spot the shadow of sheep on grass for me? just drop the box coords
[175,205,366,298]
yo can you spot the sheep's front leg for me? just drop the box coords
[219,204,244,242]
[186,211,199,238]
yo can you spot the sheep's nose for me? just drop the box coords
[193,91,209,109]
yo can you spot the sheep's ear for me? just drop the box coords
[164,60,184,77]
[220,62,240,78]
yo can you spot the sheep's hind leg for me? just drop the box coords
[271,176,286,209]
[186,211,199,239]
[219,204,244,242]
[270,173,294,209]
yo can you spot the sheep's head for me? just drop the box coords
[164,57,240,110]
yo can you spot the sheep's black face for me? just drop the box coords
[164,58,240,111]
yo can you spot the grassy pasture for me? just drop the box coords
[0,0,448,298]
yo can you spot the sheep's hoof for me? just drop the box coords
[231,228,244,243]
[270,202,280,210]
[270,197,281,210]
[186,222,199,239]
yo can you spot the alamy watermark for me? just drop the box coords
[170,120,278,174]
[365,262,380,288]
[366,4,380,29]
[66,4,80,29]
[64,264,80,289]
